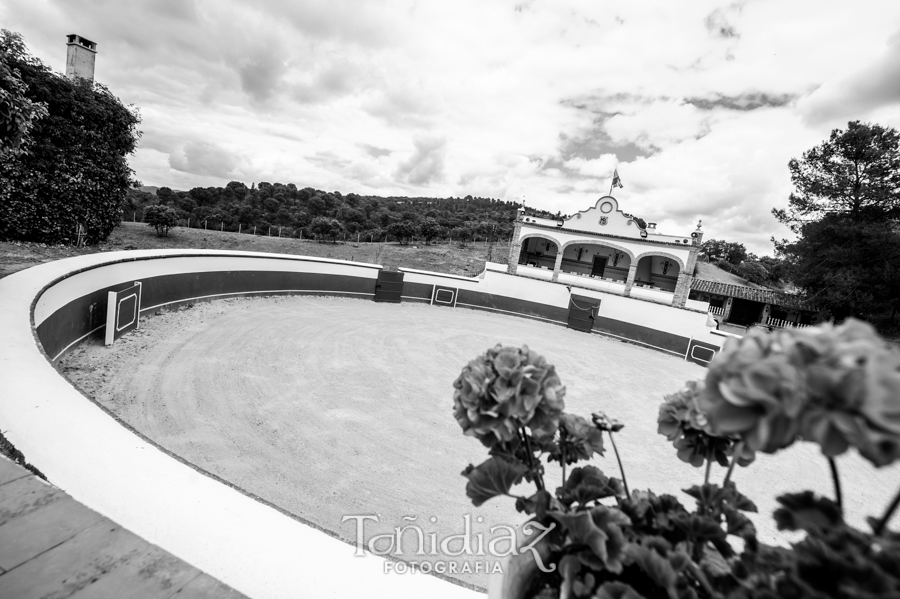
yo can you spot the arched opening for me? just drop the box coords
[634,254,681,292]
[518,236,559,270]
[559,243,632,280]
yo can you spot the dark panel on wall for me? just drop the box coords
[36,279,143,361]
[432,286,458,307]
[567,294,600,333]
[455,289,568,324]
[592,315,691,356]
[686,339,720,367]
[374,271,404,303]
[106,282,143,345]
[37,270,376,361]
[401,281,434,301]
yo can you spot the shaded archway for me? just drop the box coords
[517,234,560,270]
[633,253,683,292]
[558,240,634,281]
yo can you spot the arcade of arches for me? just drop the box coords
[517,236,683,297]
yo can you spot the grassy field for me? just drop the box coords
[0,222,511,279]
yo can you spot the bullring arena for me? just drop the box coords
[1,249,898,598]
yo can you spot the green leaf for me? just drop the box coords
[461,457,527,507]
[515,489,564,520]
[557,465,624,507]
[624,544,678,594]
[723,506,757,541]
[550,507,631,573]
[594,582,647,599]
[773,491,843,533]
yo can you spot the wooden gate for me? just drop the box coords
[567,294,600,333]
[373,270,404,303]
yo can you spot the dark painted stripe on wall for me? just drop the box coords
[400,281,434,301]
[455,289,568,324]
[36,280,139,363]
[592,315,690,356]
[37,270,376,361]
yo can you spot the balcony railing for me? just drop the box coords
[708,305,725,316]
[766,317,809,329]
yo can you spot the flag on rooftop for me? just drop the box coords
[612,169,624,189]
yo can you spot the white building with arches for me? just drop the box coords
[506,196,703,308]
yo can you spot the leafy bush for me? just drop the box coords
[0,30,141,245]
[387,220,417,244]
[457,321,900,599]
[144,205,178,237]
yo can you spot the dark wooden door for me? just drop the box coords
[373,270,404,303]
[567,294,600,333]
[591,256,607,277]
[728,298,764,326]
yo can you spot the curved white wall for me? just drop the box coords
[0,250,478,599]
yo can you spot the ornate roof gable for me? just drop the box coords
[562,196,644,238]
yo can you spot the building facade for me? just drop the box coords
[506,196,703,308]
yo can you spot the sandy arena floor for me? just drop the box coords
[60,296,900,589]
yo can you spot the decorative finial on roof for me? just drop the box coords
[696,219,703,230]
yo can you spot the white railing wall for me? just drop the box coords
[766,316,809,329]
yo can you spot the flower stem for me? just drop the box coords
[723,441,743,487]
[874,485,900,537]
[560,433,567,489]
[828,457,842,514]
[704,453,712,486]
[608,432,630,498]
[520,427,544,492]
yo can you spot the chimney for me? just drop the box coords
[66,34,97,82]
[647,222,657,233]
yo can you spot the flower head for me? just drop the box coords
[696,319,900,467]
[453,344,566,447]
[696,328,810,453]
[591,411,625,433]
[658,380,750,467]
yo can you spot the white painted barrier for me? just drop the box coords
[0,250,478,599]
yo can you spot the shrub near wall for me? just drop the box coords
[0,31,141,245]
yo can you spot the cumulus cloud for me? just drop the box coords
[6,0,900,254]
[169,141,243,179]
[799,38,900,125]
[394,137,447,186]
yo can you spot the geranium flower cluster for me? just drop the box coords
[658,381,753,468]
[697,319,900,467]
[452,344,566,447]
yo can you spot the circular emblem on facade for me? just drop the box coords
[599,201,613,214]
[576,213,581,219]
[599,216,609,226]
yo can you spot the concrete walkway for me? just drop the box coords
[0,456,247,599]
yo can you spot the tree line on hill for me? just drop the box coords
[126,183,557,245]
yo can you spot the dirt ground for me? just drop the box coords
[59,296,900,589]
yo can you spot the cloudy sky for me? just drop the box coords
[5,0,900,254]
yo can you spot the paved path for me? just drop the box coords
[0,456,247,599]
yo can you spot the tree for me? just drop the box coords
[451,226,473,247]
[387,220,416,244]
[419,217,443,245]
[779,214,900,326]
[699,239,747,265]
[0,31,141,244]
[309,216,343,243]
[774,121,900,229]
[0,31,47,154]
[144,205,178,237]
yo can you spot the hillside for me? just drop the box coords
[0,222,511,279]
